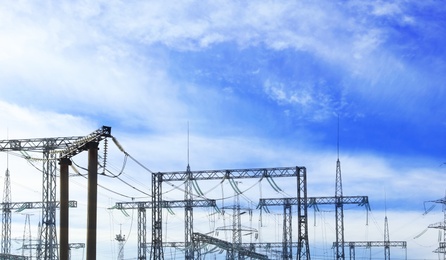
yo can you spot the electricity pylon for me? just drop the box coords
[1,167,11,256]
[0,126,111,260]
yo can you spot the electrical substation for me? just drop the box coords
[1,125,435,260]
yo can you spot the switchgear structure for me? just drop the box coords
[150,166,309,260]
[0,126,111,260]
[257,195,369,259]
[114,198,217,259]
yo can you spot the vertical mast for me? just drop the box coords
[335,115,345,260]
[1,164,11,255]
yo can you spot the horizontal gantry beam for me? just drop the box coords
[1,201,77,211]
[257,196,369,209]
[158,241,299,249]
[114,199,216,209]
[0,126,111,156]
[158,166,305,181]
[333,241,407,248]
[22,243,85,250]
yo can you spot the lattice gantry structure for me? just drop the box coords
[114,199,217,260]
[257,196,369,259]
[333,216,407,260]
[150,166,309,260]
[0,126,111,260]
[428,196,446,258]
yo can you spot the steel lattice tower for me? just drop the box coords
[1,167,11,255]
[283,200,292,259]
[39,148,59,260]
[232,184,242,259]
[427,196,446,258]
[184,164,193,259]
[151,172,164,259]
[0,126,111,260]
[116,225,126,260]
[22,214,32,259]
[335,158,345,260]
[384,216,390,259]
[151,166,309,260]
[115,199,216,260]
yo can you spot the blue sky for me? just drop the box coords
[1,1,446,259]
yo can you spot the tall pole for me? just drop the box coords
[86,142,98,260]
[59,157,71,260]
[39,149,59,260]
[335,116,345,260]
[184,164,193,260]
[335,159,345,260]
[384,216,390,260]
[1,167,11,255]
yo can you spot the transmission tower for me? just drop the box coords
[384,215,390,259]
[184,164,194,259]
[0,126,111,260]
[1,167,11,256]
[335,158,345,260]
[116,225,126,260]
[22,214,32,259]
[427,196,446,258]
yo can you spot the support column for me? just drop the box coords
[86,142,98,260]
[59,157,71,260]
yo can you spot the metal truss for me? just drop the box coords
[0,126,111,260]
[151,166,308,260]
[258,195,369,260]
[192,232,268,259]
[115,199,216,260]
[333,241,406,260]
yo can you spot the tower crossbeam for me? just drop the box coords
[258,196,369,259]
[114,199,217,260]
[151,166,309,260]
[0,126,111,260]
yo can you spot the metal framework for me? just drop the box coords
[0,126,111,260]
[332,215,406,260]
[428,197,446,258]
[333,241,407,260]
[0,200,77,257]
[184,165,193,259]
[192,232,268,259]
[335,159,344,260]
[115,199,217,260]
[154,241,300,259]
[1,168,11,256]
[151,166,309,260]
[257,196,369,259]
[22,242,85,260]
